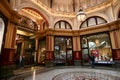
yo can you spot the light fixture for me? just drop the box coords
[77,9,86,22]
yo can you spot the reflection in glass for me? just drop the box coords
[67,50,72,60]
[82,33,113,63]
[82,37,88,48]
[82,49,89,60]
[39,39,46,64]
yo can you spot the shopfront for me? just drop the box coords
[38,38,46,64]
[54,36,73,65]
[81,32,113,64]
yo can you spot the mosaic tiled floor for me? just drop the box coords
[53,71,120,80]
[25,67,120,80]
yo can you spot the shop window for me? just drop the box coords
[81,33,113,64]
[0,18,5,53]
[39,38,46,64]
[54,37,73,65]
[80,16,107,29]
[54,20,72,29]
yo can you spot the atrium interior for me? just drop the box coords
[0,0,120,80]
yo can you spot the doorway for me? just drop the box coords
[54,37,73,66]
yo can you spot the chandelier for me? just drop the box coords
[77,9,86,22]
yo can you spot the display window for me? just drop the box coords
[38,38,46,64]
[54,37,73,65]
[81,33,113,64]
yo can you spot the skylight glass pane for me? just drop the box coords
[97,17,106,24]
[55,23,60,28]
[81,21,87,28]
[61,21,65,29]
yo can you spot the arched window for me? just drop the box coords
[80,16,107,29]
[54,20,72,29]
[0,18,5,53]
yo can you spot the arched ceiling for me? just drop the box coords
[19,8,43,21]
[39,0,110,12]
[30,0,114,17]
[11,0,118,29]
[13,0,117,23]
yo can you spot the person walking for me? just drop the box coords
[90,53,95,68]
[19,55,25,68]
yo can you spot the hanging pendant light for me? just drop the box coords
[77,9,86,22]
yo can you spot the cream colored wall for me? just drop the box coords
[11,0,120,30]
[114,0,120,20]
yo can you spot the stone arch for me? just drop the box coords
[86,12,109,22]
[54,20,72,29]
[16,2,50,27]
[53,18,73,29]
[78,12,109,28]
[79,16,107,29]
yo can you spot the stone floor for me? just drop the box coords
[7,66,120,80]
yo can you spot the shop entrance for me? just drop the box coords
[54,37,73,66]
[81,33,113,65]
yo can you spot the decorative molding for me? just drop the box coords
[36,20,120,39]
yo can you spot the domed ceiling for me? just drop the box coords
[30,0,113,17]
[17,0,116,31]
[38,0,110,12]
[18,0,113,20]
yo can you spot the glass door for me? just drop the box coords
[54,37,73,66]
[81,37,90,65]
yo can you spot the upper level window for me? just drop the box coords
[54,21,72,29]
[80,16,107,29]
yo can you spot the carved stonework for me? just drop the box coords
[36,20,120,39]
[19,16,38,31]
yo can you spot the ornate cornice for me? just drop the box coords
[36,19,120,39]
